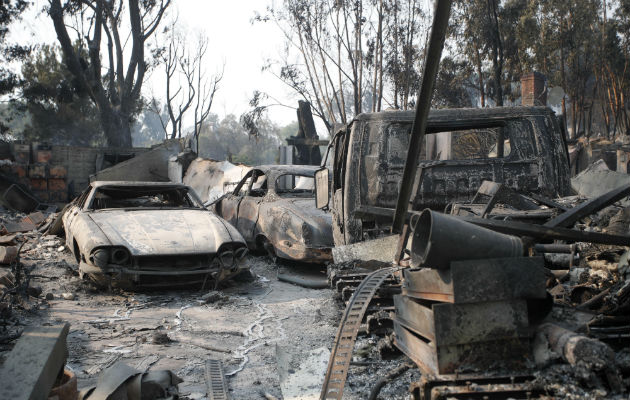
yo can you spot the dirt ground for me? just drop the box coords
[6,235,417,399]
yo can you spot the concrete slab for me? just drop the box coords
[572,159,630,202]
[0,323,70,400]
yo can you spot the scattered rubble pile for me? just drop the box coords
[0,208,64,346]
[1,158,630,399]
[323,172,630,399]
[442,182,630,398]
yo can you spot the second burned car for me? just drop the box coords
[212,165,334,264]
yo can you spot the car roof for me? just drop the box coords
[352,106,555,123]
[252,165,321,176]
[90,181,190,189]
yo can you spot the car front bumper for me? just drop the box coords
[79,261,247,286]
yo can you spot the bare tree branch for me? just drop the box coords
[153,21,221,144]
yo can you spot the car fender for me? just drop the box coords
[67,214,113,260]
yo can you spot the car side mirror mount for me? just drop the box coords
[314,167,329,210]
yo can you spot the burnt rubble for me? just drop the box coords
[0,173,629,398]
[0,134,630,400]
[1,103,630,400]
[319,174,630,399]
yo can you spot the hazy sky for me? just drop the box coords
[169,0,297,125]
[10,0,299,126]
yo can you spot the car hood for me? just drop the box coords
[88,209,244,256]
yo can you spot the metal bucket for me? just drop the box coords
[410,209,523,269]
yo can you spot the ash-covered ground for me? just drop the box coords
[0,223,416,399]
[3,206,630,399]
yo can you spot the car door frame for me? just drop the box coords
[217,171,254,227]
[235,170,265,246]
[217,170,265,247]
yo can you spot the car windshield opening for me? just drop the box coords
[379,123,511,165]
[90,187,201,209]
[275,174,315,197]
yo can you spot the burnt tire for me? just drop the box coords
[257,236,278,264]
[85,272,111,288]
[231,269,256,283]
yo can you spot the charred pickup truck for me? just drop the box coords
[315,106,571,245]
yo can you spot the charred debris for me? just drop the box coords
[1,7,630,400]
[317,155,630,398]
[2,150,630,398]
[2,123,630,398]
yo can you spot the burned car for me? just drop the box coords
[212,165,333,263]
[63,181,248,287]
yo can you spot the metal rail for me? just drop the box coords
[320,267,396,400]
[206,359,230,400]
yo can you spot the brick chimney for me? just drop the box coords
[521,72,546,106]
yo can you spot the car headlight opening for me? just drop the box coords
[219,251,235,268]
[111,247,130,265]
[91,248,110,268]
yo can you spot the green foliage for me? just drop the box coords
[256,0,430,131]
[0,101,29,139]
[19,44,104,145]
[433,57,473,108]
[131,105,168,148]
[277,121,299,141]
[451,0,630,137]
[0,0,30,135]
[48,0,171,147]
[0,0,30,97]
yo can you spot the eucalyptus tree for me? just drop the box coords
[48,0,171,147]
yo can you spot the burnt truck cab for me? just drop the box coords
[316,106,571,246]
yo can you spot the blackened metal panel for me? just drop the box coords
[394,320,532,375]
[217,195,240,227]
[394,295,436,342]
[402,257,547,303]
[395,297,530,354]
[431,300,529,347]
[236,196,262,245]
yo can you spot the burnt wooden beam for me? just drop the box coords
[291,101,322,166]
[545,183,630,228]
[527,192,569,211]
[459,214,630,246]
[357,205,630,246]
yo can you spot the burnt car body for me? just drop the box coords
[63,181,248,287]
[323,106,571,245]
[213,165,333,263]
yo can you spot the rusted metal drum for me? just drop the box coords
[410,209,523,269]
